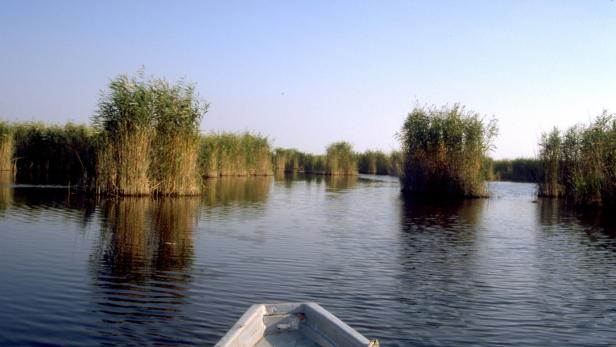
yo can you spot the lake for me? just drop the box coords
[1,172,615,346]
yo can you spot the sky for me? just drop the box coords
[1,1,615,158]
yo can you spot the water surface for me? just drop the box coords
[1,173,615,346]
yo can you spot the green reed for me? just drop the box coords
[93,73,207,196]
[357,150,403,176]
[325,141,358,175]
[10,122,96,184]
[538,112,616,206]
[0,121,14,171]
[199,132,273,177]
[273,148,300,173]
[399,104,497,197]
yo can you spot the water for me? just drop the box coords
[1,172,616,346]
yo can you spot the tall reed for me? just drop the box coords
[538,112,616,206]
[149,80,205,195]
[0,121,14,171]
[300,153,327,174]
[538,128,565,197]
[11,122,96,185]
[93,73,207,196]
[273,148,300,173]
[199,132,273,177]
[325,141,358,175]
[357,150,402,175]
[399,104,497,197]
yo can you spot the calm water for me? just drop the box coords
[1,172,616,346]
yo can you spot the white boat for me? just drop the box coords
[215,302,379,347]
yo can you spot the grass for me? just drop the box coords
[538,112,616,206]
[199,132,273,177]
[398,104,497,197]
[326,141,358,175]
[93,73,207,196]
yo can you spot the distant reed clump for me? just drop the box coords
[326,141,358,175]
[538,112,616,206]
[357,150,403,176]
[492,158,540,182]
[199,132,273,177]
[300,153,327,174]
[94,73,207,196]
[12,122,96,182]
[0,121,14,171]
[273,148,300,173]
[399,104,497,197]
[357,150,388,175]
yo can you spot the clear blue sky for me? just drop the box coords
[1,1,615,158]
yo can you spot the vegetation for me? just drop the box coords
[10,122,96,182]
[538,112,616,206]
[357,150,404,176]
[538,128,565,198]
[326,141,358,175]
[0,121,14,171]
[300,153,327,174]
[492,158,540,182]
[93,73,207,196]
[273,148,300,173]
[199,132,273,177]
[399,104,497,197]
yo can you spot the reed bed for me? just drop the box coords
[357,150,387,175]
[538,112,616,206]
[199,132,273,177]
[325,141,358,175]
[399,104,497,197]
[7,122,96,178]
[0,121,14,171]
[357,150,403,176]
[492,158,540,182]
[300,153,327,174]
[94,73,207,196]
[273,148,300,173]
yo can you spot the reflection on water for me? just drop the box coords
[1,179,616,346]
[0,171,13,213]
[401,194,486,229]
[324,175,357,192]
[89,197,199,344]
[202,176,272,206]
